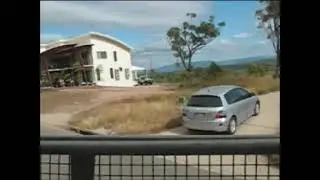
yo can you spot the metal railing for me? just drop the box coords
[40,135,280,180]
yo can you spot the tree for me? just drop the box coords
[247,64,257,76]
[149,69,156,78]
[207,62,222,76]
[167,13,225,72]
[256,1,280,78]
[246,64,266,77]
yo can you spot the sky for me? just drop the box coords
[40,1,275,69]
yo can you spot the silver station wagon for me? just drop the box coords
[183,85,260,134]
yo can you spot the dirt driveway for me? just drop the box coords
[40,85,175,127]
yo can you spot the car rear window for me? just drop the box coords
[187,95,223,107]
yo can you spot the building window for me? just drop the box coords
[115,70,120,81]
[113,51,117,62]
[96,68,101,81]
[132,71,137,80]
[97,51,107,59]
[110,68,114,79]
[125,68,130,80]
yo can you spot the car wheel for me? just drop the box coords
[253,103,260,116]
[227,117,237,135]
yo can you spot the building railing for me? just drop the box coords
[40,135,280,180]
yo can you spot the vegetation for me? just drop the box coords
[256,1,280,78]
[69,93,182,134]
[152,59,276,84]
[68,59,279,134]
[207,62,223,76]
[166,13,225,72]
[246,64,270,77]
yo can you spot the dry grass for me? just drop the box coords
[40,90,97,113]
[69,93,182,134]
[181,75,279,96]
[231,75,279,95]
[40,86,175,114]
[68,75,279,134]
[179,71,279,94]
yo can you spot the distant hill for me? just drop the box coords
[155,55,276,73]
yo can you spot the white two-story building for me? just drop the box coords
[40,32,139,87]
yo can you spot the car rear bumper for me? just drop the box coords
[183,117,229,132]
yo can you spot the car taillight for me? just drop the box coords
[215,111,227,119]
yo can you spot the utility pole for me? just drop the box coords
[143,51,153,78]
[149,55,153,78]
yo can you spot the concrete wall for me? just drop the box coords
[90,37,135,87]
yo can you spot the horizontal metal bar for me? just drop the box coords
[41,134,280,141]
[40,135,279,155]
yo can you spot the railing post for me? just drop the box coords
[71,152,95,180]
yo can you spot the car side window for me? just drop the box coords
[224,89,239,104]
[236,88,251,99]
[224,91,232,104]
[231,88,252,103]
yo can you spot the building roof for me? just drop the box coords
[41,44,77,55]
[131,66,146,71]
[41,32,133,52]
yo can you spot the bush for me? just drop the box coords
[207,62,223,75]
[178,96,188,105]
[247,64,266,77]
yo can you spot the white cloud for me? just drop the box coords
[258,40,268,44]
[233,32,251,38]
[40,1,212,45]
[40,1,211,29]
[219,39,236,46]
[40,33,64,43]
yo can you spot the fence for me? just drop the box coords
[40,135,280,180]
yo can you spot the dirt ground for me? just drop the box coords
[40,85,176,127]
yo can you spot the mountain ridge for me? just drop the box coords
[155,55,276,73]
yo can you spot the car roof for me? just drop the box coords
[192,85,240,96]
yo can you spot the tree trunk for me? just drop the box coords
[274,52,280,78]
[187,56,192,72]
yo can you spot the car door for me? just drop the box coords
[236,88,255,120]
[224,89,247,124]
